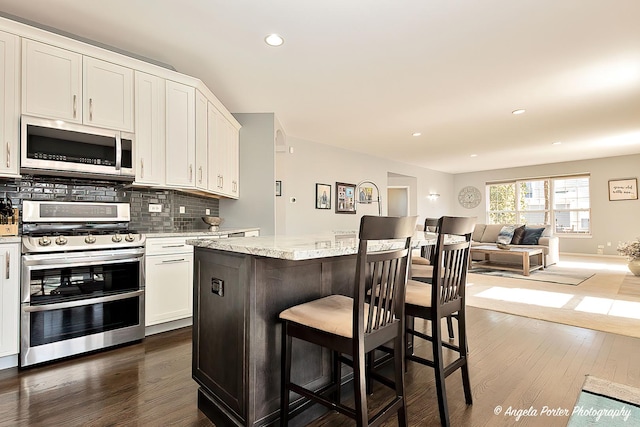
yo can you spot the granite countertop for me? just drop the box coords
[187,231,440,261]
[146,227,260,238]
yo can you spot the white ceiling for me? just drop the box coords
[1,0,639,174]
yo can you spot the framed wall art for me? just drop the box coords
[335,182,356,214]
[608,178,638,201]
[358,186,373,203]
[315,183,331,209]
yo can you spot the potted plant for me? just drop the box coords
[617,238,640,276]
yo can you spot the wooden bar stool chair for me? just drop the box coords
[279,215,417,427]
[411,217,455,340]
[404,216,476,427]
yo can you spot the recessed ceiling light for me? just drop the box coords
[512,109,526,115]
[470,154,478,158]
[553,141,562,145]
[264,34,284,47]
[412,132,422,137]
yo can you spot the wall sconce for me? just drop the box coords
[428,193,440,201]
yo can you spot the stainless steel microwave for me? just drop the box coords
[20,115,135,181]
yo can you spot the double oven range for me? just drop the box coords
[20,200,146,368]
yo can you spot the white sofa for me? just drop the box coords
[471,223,559,266]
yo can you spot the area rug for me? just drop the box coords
[471,265,595,285]
[567,375,640,425]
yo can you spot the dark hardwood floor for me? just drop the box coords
[1,307,639,426]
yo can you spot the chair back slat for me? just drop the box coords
[431,216,476,312]
[356,216,417,338]
[366,251,407,332]
[421,217,440,263]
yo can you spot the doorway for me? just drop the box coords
[387,186,409,217]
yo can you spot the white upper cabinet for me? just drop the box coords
[219,117,239,198]
[22,39,133,131]
[195,90,208,191]
[165,80,195,187]
[22,39,82,123]
[0,31,20,177]
[207,103,239,199]
[83,56,133,131]
[8,18,241,197]
[134,71,165,186]
[227,120,240,198]
[207,103,223,194]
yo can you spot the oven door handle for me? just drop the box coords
[23,290,144,313]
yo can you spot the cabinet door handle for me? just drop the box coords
[199,166,202,183]
[161,244,185,248]
[159,258,186,264]
[6,142,9,168]
[140,158,144,178]
[89,98,93,121]
[6,251,9,280]
[189,165,193,182]
[73,94,77,118]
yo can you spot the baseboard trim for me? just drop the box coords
[0,354,18,371]
[145,317,192,336]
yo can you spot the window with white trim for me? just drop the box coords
[486,175,590,235]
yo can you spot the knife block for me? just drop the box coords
[0,208,19,236]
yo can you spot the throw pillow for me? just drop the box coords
[496,225,516,245]
[522,227,545,245]
[511,225,526,245]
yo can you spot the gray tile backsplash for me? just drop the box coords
[130,188,219,233]
[0,175,219,234]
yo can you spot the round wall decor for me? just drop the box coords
[458,186,481,209]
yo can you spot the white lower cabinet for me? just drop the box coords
[144,232,257,332]
[0,242,20,358]
[145,237,194,326]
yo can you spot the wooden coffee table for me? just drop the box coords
[470,245,545,276]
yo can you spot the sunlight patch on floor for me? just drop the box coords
[570,296,640,319]
[556,259,628,272]
[474,287,574,308]
[609,300,640,319]
[574,296,613,315]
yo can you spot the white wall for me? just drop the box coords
[453,154,640,255]
[276,136,453,235]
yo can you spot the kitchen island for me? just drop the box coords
[188,231,436,427]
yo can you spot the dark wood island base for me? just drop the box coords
[192,247,359,427]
